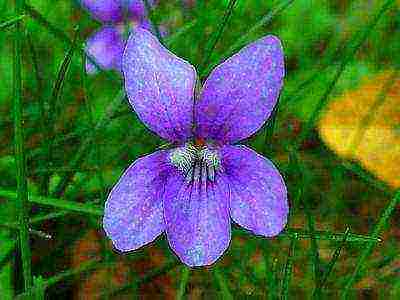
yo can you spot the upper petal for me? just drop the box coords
[195,35,285,143]
[221,145,288,237]
[163,169,231,267]
[103,150,172,251]
[85,26,125,74]
[123,29,197,142]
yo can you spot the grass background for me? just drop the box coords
[0,0,399,298]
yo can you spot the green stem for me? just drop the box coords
[281,236,297,300]
[199,0,238,77]
[0,189,103,216]
[13,0,33,290]
[341,190,400,299]
[294,0,395,149]
[176,267,190,300]
[313,228,350,298]
[0,14,25,30]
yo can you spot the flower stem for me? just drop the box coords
[13,0,33,291]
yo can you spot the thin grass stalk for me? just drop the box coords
[0,14,25,30]
[341,190,400,299]
[281,236,296,299]
[313,228,350,298]
[0,189,103,216]
[202,0,295,77]
[143,0,164,45]
[25,29,48,195]
[103,260,180,297]
[23,2,121,84]
[176,267,190,300]
[13,0,33,291]
[199,0,238,76]
[213,267,233,300]
[294,0,396,149]
[347,70,398,156]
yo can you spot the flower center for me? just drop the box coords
[169,143,221,183]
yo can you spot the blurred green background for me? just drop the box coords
[0,0,399,299]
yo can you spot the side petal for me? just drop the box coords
[103,150,172,252]
[122,29,196,142]
[196,35,285,143]
[80,0,124,22]
[163,170,231,267]
[221,145,288,237]
[85,26,125,74]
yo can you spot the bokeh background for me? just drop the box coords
[0,0,399,299]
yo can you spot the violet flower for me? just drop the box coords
[79,0,156,74]
[103,29,289,267]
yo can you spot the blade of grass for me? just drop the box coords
[281,236,297,300]
[0,189,103,216]
[199,0,238,75]
[283,228,380,243]
[104,260,180,297]
[202,0,295,77]
[313,228,350,298]
[143,0,164,45]
[13,0,33,290]
[262,96,281,155]
[294,0,396,148]
[289,148,321,293]
[51,89,125,198]
[176,266,190,300]
[23,2,120,83]
[341,161,393,197]
[213,267,233,300]
[41,27,79,196]
[0,14,25,30]
[347,70,399,156]
[340,189,400,299]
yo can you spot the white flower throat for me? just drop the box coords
[170,143,221,183]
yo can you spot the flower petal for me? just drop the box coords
[103,150,171,251]
[195,35,285,143]
[123,28,196,142]
[80,0,124,22]
[85,26,125,74]
[163,170,231,267]
[221,145,288,237]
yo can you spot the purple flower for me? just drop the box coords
[80,0,156,74]
[103,29,289,267]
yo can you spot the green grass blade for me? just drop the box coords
[51,89,125,198]
[103,260,180,297]
[202,0,294,77]
[13,0,33,290]
[295,0,396,148]
[281,236,296,300]
[176,266,190,300]
[213,267,233,300]
[23,2,120,83]
[283,228,380,243]
[313,228,350,298]
[340,190,400,299]
[347,70,398,156]
[143,0,164,45]
[41,28,78,196]
[199,0,238,76]
[0,189,103,216]
[0,14,25,30]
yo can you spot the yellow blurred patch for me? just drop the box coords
[318,71,400,188]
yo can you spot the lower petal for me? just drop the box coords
[221,145,288,237]
[103,150,171,251]
[85,26,125,74]
[163,170,231,267]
